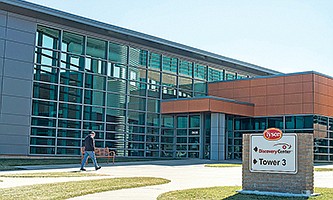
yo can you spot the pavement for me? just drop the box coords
[0,159,333,200]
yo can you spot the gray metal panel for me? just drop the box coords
[0,13,6,27]
[0,133,29,144]
[0,124,30,136]
[0,113,30,126]
[0,57,3,75]
[2,76,32,98]
[0,144,29,155]
[0,39,4,58]
[6,28,35,45]
[0,26,5,39]
[7,14,36,33]
[5,40,34,62]
[4,58,34,80]
[1,95,31,116]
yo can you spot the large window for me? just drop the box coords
[32,24,255,158]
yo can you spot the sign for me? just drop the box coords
[263,128,282,140]
[250,130,297,174]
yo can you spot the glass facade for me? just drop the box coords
[226,115,333,162]
[31,25,248,157]
[30,25,333,162]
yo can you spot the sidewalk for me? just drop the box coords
[0,159,333,200]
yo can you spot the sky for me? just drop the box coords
[25,0,333,76]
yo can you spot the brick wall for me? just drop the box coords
[242,133,313,194]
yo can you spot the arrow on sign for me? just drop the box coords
[253,147,258,152]
[253,159,257,165]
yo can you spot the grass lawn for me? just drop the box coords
[0,177,170,200]
[204,163,241,168]
[0,172,110,178]
[0,157,172,171]
[157,186,333,200]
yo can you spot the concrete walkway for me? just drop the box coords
[0,159,333,200]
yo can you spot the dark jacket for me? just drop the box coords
[84,134,95,151]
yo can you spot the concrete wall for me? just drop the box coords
[0,11,36,155]
[242,133,314,194]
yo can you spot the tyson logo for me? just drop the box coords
[263,128,282,141]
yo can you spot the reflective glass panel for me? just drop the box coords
[34,65,58,83]
[147,70,160,85]
[162,73,177,87]
[84,90,105,106]
[62,31,84,55]
[31,127,56,137]
[177,116,188,128]
[58,129,81,138]
[32,100,57,117]
[162,56,177,73]
[162,115,174,128]
[85,58,107,74]
[179,76,193,90]
[129,81,146,96]
[32,117,56,127]
[148,52,161,69]
[208,67,224,82]
[107,63,127,79]
[59,86,82,103]
[148,84,160,98]
[194,80,206,93]
[59,103,82,119]
[60,69,83,87]
[147,113,160,126]
[60,53,84,71]
[83,106,104,122]
[30,137,55,145]
[129,48,148,67]
[106,108,126,123]
[128,96,146,111]
[33,82,58,100]
[35,48,59,67]
[106,93,126,108]
[30,146,55,154]
[107,78,126,93]
[36,25,59,49]
[58,119,81,129]
[162,87,177,99]
[147,99,160,113]
[128,111,145,125]
[83,122,104,130]
[194,64,207,80]
[179,60,193,77]
[226,72,236,80]
[86,37,107,59]
[106,123,125,132]
[85,73,106,90]
[129,67,146,82]
[190,115,200,128]
[109,42,127,64]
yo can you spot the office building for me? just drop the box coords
[0,0,332,162]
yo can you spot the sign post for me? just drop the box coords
[241,128,315,197]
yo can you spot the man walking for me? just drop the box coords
[80,131,101,171]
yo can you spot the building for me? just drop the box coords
[0,0,332,162]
